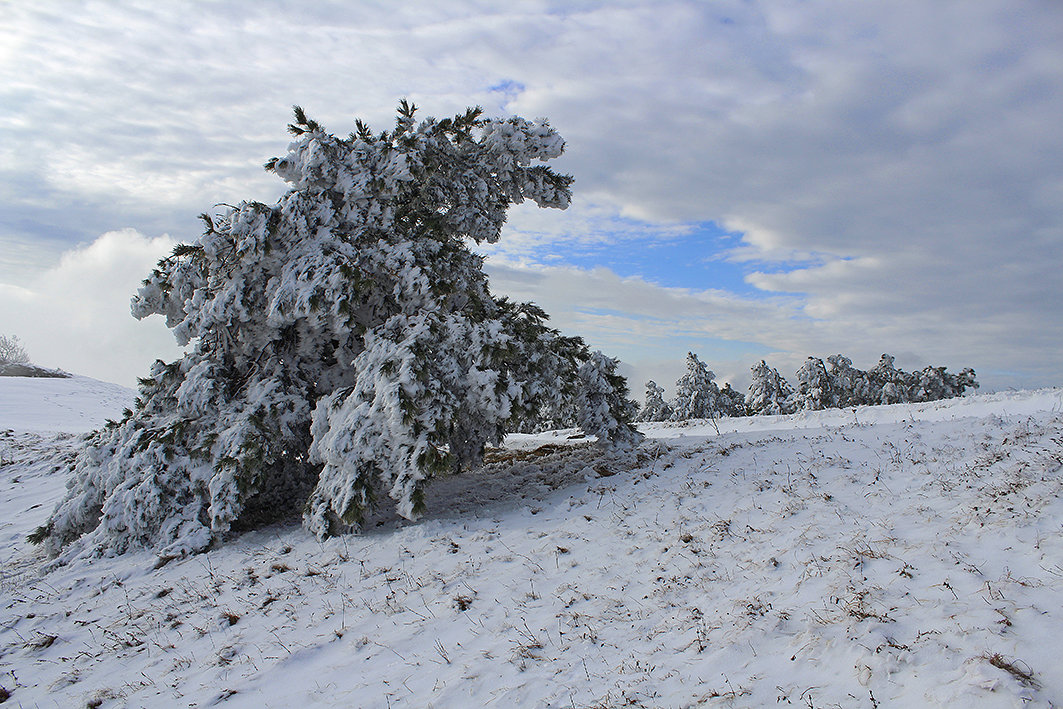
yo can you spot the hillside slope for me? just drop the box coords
[1,381,1061,707]
[0,374,134,433]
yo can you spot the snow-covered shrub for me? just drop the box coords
[32,103,641,559]
[637,380,673,423]
[950,367,979,396]
[745,360,794,415]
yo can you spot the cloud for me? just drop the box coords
[0,230,185,386]
[1,0,1061,393]
[492,1,1063,391]
[485,257,816,395]
[484,254,1046,397]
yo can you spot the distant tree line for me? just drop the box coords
[638,352,978,423]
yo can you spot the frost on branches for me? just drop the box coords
[32,103,641,560]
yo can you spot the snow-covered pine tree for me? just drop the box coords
[717,383,747,418]
[670,352,721,421]
[576,352,644,448]
[32,102,641,559]
[793,356,833,411]
[906,366,948,402]
[868,353,907,404]
[825,354,872,407]
[745,360,794,415]
[949,367,979,397]
[637,380,673,422]
[905,365,978,402]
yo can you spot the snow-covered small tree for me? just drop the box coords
[576,352,644,448]
[905,365,978,402]
[906,366,948,402]
[826,354,872,407]
[792,356,833,411]
[746,360,794,415]
[637,380,673,422]
[717,383,747,418]
[671,352,721,421]
[0,334,29,365]
[32,102,641,560]
[868,354,907,404]
[950,367,979,397]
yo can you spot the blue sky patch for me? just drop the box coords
[487,79,526,105]
[543,221,770,297]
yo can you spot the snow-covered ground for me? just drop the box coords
[0,374,134,434]
[1,377,1062,707]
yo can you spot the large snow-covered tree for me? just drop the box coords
[33,103,641,560]
[905,365,979,402]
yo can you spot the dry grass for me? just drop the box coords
[984,653,1040,689]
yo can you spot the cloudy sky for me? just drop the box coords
[2,1,1061,395]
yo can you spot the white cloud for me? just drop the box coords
[0,230,185,387]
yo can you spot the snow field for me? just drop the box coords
[0,375,134,434]
[1,383,1062,707]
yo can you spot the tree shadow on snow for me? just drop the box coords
[356,440,653,534]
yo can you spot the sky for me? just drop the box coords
[1,1,1061,396]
